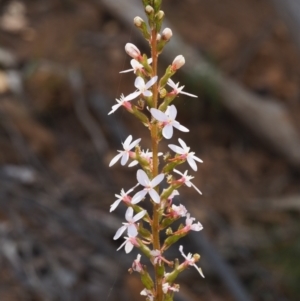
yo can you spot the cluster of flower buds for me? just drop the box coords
[108,1,204,300]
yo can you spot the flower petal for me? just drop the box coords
[149,189,160,203]
[109,152,123,167]
[125,207,134,221]
[150,108,167,122]
[128,138,141,150]
[131,189,147,204]
[187,157,197,171]
[151,173,164,187]
[135,76,145,90]
[172,122,189,132]
[133,210,146,222]
[113,225,127,240]
[168,144,185,154]
[145,76,158,89]
[136,169,149,186]
[127,224,138,237]
[168,105,177,120]
[121,152,129,166]
[125,241,134,253]
[124,90,141,101]
[162,124,173,139]
[110,198,122,212]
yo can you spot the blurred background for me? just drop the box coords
[0,0,300,300]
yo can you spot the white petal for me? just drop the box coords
[113,225,127,240]
[109,152,123,167]
[110,199,122,212]
[187,157,198,171]
[149,189,160,203]
[191,182,202,195]
[135,76,145,90]
[119,68,134,73]
[145,76,158,89]
[128,160,138,167]
[192,155,203,163]
[168,144,185,154]
[108,103,121,115]
[178,138,188,149]
[180,90,198,98]
[191,222,203,231]
[150,108,167,122]
[123,135,133,148]
[125,91,141,101]
[137,169,149,186]
[117,239,127,251]
[143,90,152,97]
[121,152,129,166]
[162,124,173,139]
[168,105,177,119]
[128,138,141,150]
[125,241,134,253]
[151,173,164,187]
[125,207,134,221]
[173,169,184,177]
[133,210,146,222]
[131,190,147,204]
[127,224,138,237]
[172,122,189,133]
[167,78,176,89]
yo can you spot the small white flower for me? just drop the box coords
[128,149,163,167]
[109,135,141,167]
[110,185,138,212]
[179,245,205,278]
[171,203,187,217]
[132,169,164,204]
[125,76,158,101]
[140,289,154,301]
[120,58,152,74]
[150,105,189,139]
[168,138,203,171]
[173,169,202,195]
[113,207,146,240]
[184,213,203,231]
[117,236,138,253]
[167,78,197,98]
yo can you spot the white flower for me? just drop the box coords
[132,169,164,204]
[125,76,158,101]
[117,236,138,253]
[167,78,197,98]
[179,245,205,278]
[184,213,203,231]
[140,289,154,301]
[110,185,138,212]
[120,58,152,74]
[113,207,146,240]
[150,105,189,139]
[162,27,172,40]
[108,94,132,115]
[109,135,141,167]
[168,138,203,171]
[171,203,187,217]
[173,169,202,195]
[128,149,163,167]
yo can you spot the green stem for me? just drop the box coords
[150,28,163,301]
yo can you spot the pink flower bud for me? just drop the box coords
[171,55,185,70]
[162,28,172,41]
[125,43,141,60]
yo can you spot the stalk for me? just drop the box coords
[150,28,163,301]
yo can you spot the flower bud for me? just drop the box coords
[134,16,144,27]
[171,55,185,71]
[145,5,154,15]
[156,10,164,20]
[125,43,141,60]
[156,33,161,41]
[162,28,172,41]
